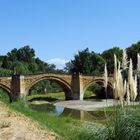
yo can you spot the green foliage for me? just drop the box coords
[1,45,56,74]
[7,48,18,61]
[17,45,35,62]
[0,46,61,93]
[101,47,122,73]
[1,56,12,69]
[12,61,29,74]
[64,61,74,72]
[0,56,5,67]
[30,81,63,94]
[88,83,105,98]
[0,68,12,76]
[0,89,10,103]
[127,41,140,69]
[84,90,93,99]
[27,92,65,101]
[65,48,105,75]
[96,106,140,140]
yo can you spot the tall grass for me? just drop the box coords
[101,50,140,140]
[137,53,140,75]
[104,64,108,107]
[122,49,128,70]
[96,105,140,140]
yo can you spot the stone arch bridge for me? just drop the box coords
[0,73,114,101]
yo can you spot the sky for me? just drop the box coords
[0,0,140,69]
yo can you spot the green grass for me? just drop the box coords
[28,90,95,101]
[0,90,10,103]
[27,92,65,101]
[95,104,140,140]
[84,90,94,98]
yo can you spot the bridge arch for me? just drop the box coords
[83,78,114,98]
[26,76,73,100]
[0,83,12,102]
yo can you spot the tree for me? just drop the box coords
[28,59,39,73]
[1,56,12,69]
[0,56,5,68]
[64,61,73,73]
[12,61,29,74]
[7,48,18,61]
[127,41,140,69]
[101,47,122,73]
[17,45,35,62]
[65,48,105,75]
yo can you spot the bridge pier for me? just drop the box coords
[72,73,84,100]
[11,75,26,100]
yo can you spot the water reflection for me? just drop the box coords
[29,103,64,116]
[29,102,113,122]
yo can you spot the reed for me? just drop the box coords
[122,49,128,70]
[128,59,138,101]
[126,82,130,105]
[114,54,118,99]
[104,63,108,105]
[117,64,124,108]
[104,63,108,91]
[137,53,140,75]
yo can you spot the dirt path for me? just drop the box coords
[0,102,60,140]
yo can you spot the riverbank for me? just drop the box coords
[0,101,60,140]
[1,99,140,140]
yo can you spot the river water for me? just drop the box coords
[28,101,113,122]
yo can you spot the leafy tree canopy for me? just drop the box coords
[65,48,105,75]
[127,41,140,69]
[0,45,56,75]
[101,47,122,73]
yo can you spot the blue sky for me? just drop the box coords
[0,0,140,69]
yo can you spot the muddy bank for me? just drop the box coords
[54,99,114,111]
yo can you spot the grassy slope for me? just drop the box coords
[9,101,140,140]
[8,100,104,140]
[1,90,140,140]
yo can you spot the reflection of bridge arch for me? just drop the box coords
[26,76,73,100]
[0,83,12,102]
[83,78,114,98]
[60,108,104,121]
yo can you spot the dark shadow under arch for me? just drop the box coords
[26,76,73,100]
[83,79,114,99]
